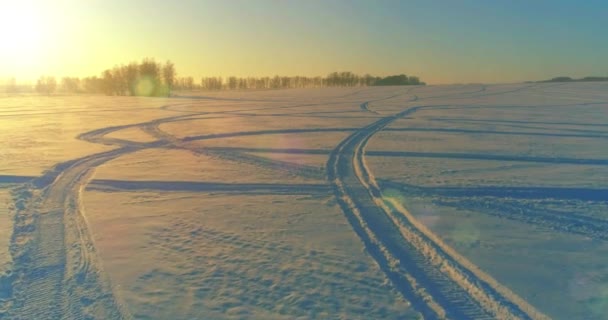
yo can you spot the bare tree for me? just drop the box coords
[184,76,194,90]
[59,58,426,95]
[162,60,176,96]
[61,77,81,93]
[179,76,195,90]
[139,58,161,96]
[6,77,17,94]
[35,76,57,95]
[112,66,127,95]
[124,62,139,96]
[228,76,238,90]
[83,76,103,94]
[101,70,115,95]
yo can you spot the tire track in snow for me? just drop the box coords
[6,103,339,318]
[359,87,421,114]
[7,147,137,319]
[433,198,608,242]
[4,98,364,319]
[3,86,554,319]
[4,105,202,319]
[327,105,550,319]
[141,120,327,181]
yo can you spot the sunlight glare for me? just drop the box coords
[0,1,50,70]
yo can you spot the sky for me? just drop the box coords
[0,0,607,84]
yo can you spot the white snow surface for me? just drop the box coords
[1,83,607,319]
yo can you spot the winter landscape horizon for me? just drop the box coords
[2,82,608,320]
[2,1,608,319]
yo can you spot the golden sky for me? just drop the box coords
[1,0,606,84]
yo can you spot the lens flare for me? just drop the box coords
[135,77,155,96]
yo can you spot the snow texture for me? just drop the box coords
[1,83,607,319]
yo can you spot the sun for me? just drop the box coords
[0,2,50,70]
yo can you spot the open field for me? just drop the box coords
[1,83,607,319]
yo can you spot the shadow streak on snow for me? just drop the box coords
[383,127,608,139]
[427,117,608,128]
[202,149,325,180]
[0,175,33,185]
[182,127,357,141]
[434,198,608,242]
[370,151,608,166]
[170,94,276,102]
[204,147,608,166]
[228,111,378,119]
[379,180,608,202]
[380,180,608,241]
[87,179,331,195]
[205,147,329,155]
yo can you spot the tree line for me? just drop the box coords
[200,72,424,90]
[3,59,425,96]
[66,58,176,96]
[538,76,608,83]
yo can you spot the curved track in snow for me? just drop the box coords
[7,147,137,319]
[3,97,368,319]
[4,105,203,319]
[326,103,549,319]
[2,85,562,319]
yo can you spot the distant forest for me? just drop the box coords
[3,58,425,97]
[538,76,608,83]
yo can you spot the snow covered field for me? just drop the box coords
[1,83,607,319]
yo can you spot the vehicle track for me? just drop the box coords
[3,106,203,319]
[3,101,347,319]
[7,147,137,319]
[433,198,608,242]
[327,106,549,319]
[4,85,553,319]
[359,87,421,114]
[141,120,326,180]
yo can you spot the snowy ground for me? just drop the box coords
[1,83,607,319]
